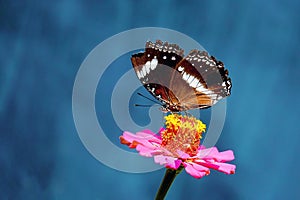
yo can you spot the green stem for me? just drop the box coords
[155,166,184,200]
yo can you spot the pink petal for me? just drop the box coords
[154,155,168,165]
[213,162,236,174]
[183,162,209,178]
[143,127,164,139]
[166,158,182,169]
[121,130,236,177]
[157,127,165,135]
[196,160,236,174]
[122,130,159,142]
[186,162,210,172]
[195,160,220,169]
[196,147,219,159]
[215,150,235,162]
[197,147,235,162]
[193,146,236,175]
[137,129,156,135]
[136,144,158,157]
[121,131,162,149]
[176,150,190,159]
[136,130,162,144]
[121,131,145,143]
[154,155,181,169]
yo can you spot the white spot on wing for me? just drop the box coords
[150,58,158,70]
[142,64,147,76]
[182,72,189,81]
[146,62,150,74]
[196,82,202,88]
[178,66,184,72]
[137,70,141,79]
[145,61,151,74]
[140,69,145,78]
[190,78,199,88]
[187,75,194,84]
[196,86,214,95]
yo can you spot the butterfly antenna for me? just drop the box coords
[137,92,162,105]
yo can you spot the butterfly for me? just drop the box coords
[131,40,232,112]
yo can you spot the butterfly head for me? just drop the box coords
[159,104,183,113]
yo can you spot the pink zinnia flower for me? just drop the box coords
[120,114,236,178]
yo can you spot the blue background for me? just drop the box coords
[1,0,300,199]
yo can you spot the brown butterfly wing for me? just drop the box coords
[131,40,232,112]
[131,40,184,108]
[168,49,232,110]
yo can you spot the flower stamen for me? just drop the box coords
[161,114,206,156]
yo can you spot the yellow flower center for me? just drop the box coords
[161,114,206,156]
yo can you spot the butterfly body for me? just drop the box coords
[131,40,232,112]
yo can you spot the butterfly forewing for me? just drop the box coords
[170,50,231,110]
[131,41,184,106]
